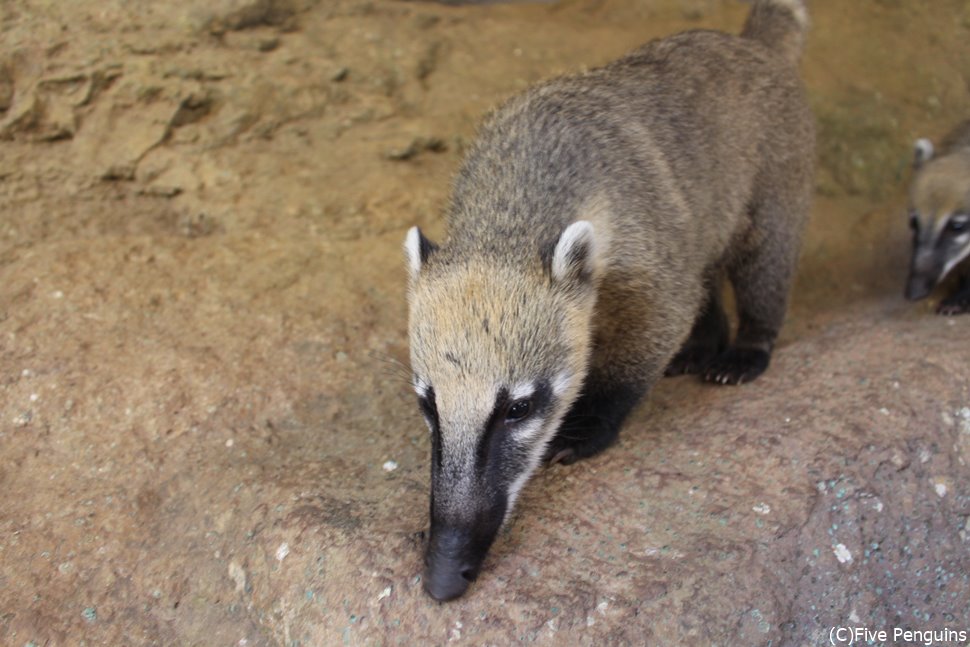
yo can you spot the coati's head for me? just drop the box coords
[905,138,970,300]
[404,222,603,601]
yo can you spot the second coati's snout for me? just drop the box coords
[407,223,601,601]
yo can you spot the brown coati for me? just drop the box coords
[905,120,970,314]
[404,0,815,601]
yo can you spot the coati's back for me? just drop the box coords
[444,28,813,312]
[405,0,814,601]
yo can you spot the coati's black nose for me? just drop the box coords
[424,553,475,601]
[423,526,485,601]
[904,275,934,301]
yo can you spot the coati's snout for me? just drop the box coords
[904,271,936,301]
[904,241,943,301]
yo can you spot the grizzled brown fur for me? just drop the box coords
[405,0,815,601]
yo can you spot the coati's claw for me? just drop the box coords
[547,448,577,466]
[664,345,720,376]
[703,348,771,386]
[937,296,970,315]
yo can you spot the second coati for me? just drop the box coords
[405,0,815,601]
[905,120,970,314]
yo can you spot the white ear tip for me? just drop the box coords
[552,220,597,282]
[405,226,419,248]
[404,226,422,276]
[914,138,934,162]
[562,220,595,246]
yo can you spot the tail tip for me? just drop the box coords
[768,0,809,30]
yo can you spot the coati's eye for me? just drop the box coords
[505,399,532,423]
[946,214,969,233]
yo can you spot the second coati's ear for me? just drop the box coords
[405,226,437,280]
[551,221,598,284]
[913,138,934,169]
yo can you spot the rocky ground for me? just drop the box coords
[1,0,969,645]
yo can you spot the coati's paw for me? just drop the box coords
[703,348,770,385]
[937,294,970,315]
[664,344,721,376]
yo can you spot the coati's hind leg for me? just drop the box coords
[665,279,729,376]
[544,376,646,465]
[705,198,805,385]
[938,274,970,315]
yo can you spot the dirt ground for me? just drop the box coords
[1,0,969,644]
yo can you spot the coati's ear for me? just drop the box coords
[405,226,437,279]
[551,221,598,284]
[913,138,934,169]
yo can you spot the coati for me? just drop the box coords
[404,0,815,601]
[905,120,970,314]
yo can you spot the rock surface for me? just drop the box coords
[1,0,968,644]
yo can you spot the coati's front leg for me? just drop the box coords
[665,282,730,376]
[938,274,970,315]
[544,376,646,465]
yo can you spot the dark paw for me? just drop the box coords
[703,347,770,385]
[938,295,970,315]
[664,344,720,377]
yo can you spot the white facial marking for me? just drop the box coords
[413,375,429,398]
[512,417,545,443]
[510,381,536,401]
[942,234,970,279]
[506,428,555,518]
[404,226,423,278]
[552,371,572,398]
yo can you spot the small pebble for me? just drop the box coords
[275,542,289,562]
[382,460,398,472]
[833,543,853,564]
